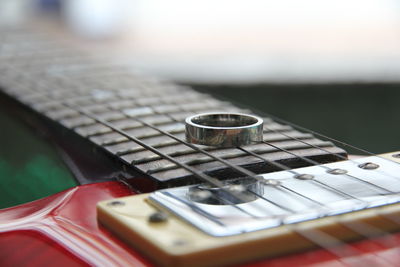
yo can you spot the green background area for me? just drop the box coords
[0,111,77,209]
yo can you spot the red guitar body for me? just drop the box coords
[1,181,399,267]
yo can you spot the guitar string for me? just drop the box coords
[1,35,398,264]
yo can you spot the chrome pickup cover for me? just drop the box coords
[149,154,400,236]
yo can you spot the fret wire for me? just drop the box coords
[262,140,395,194]
[236,147,297,174]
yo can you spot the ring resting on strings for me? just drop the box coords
[185,112,264,147]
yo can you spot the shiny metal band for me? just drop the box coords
[185,112,264,147]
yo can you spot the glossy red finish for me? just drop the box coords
[0,181,151,267]
[1,181,400,267]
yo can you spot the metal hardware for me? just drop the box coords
[327,168,348,175]
[359,162,379,170]
[294,174,314,180]
[185,112,263,147]
[148,211,168,223]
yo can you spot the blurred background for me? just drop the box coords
[1,0,399,152]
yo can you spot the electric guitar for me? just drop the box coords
[1,25,400,267]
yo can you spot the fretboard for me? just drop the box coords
[0,26,346,187]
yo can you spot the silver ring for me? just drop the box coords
[185,112,264,147]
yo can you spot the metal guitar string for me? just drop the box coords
[1,34,398,266]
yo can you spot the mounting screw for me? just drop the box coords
[148,211,168,223]
[392,153,400,158]
[358,162,379,170]
[294,174,314,180]
[107,201,125,207]
[327,168,348,175]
